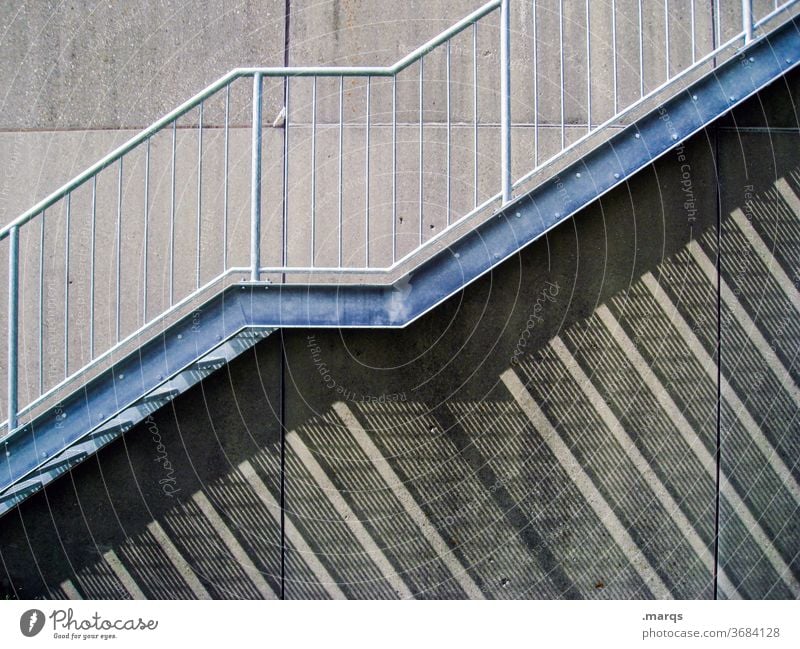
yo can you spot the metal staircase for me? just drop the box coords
[2,0,799,519]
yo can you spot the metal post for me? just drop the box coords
[223,84,230,272]
[89,179,96,358]
[7,225,19,432]
[419,58,424,245]
[282,78,290,269]
[196,101,203,289]
[743,0,754,43]
[559,0,566,149]
[39,211,45,392]
[612,0,618,114]
[311,76,317,267]
[169,121,176,305]
[338,76,344,268]
[251,73,263,282]
[365,77,371,267]
[116,159,122,343]
[500,0,512,204]
[392,75,397,264]
[143,139,150,324]
[64,194,71,373]
[446,40,451,225]
[638,0,644,97]
[473,22,479,207]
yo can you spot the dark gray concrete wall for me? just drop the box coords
[1,70,798,599]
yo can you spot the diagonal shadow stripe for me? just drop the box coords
[431,405,583,598]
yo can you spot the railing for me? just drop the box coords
[0,0,797,435]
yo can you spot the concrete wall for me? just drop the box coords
[0,0,783,226]
[0,2,798,599]
[1,70,798,599]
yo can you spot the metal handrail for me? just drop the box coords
[2,0,796,436]
[512,0,800,194]
[0,0,501,242]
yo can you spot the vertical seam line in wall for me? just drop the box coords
[280,0,291,602]
[709,0,720,601]
[713,126,722,601]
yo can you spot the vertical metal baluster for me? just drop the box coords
[282,77,290,269]
[473,22,479,206]
[311,76,317,267]
[116,158,122,343]
[586,0,591,133]
[223,83,230,272]
[196,101,203,289]
[690,0,696,64]
[612,0,618,115]
[365,77,371,268]
[743,0,753,43]
[143,138,150,324]
[638,0,644,96]
[7,225,19,432]
[392,75,397,265]
[419,57,424,245]
[64,193,71,376]
[714,0,720,50]
[169,120,176,305]
[559,0,565,150]
[90,178,96,359]
[38,211,45,393]
[532,2,538,167]
[446,40,451,224]
[665,0,670,79]
[500,0,511,201]
[338,76,344,268]
[251,73,263,282]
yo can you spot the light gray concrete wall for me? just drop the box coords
[0,0,286,130]
[0,0,722,225]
